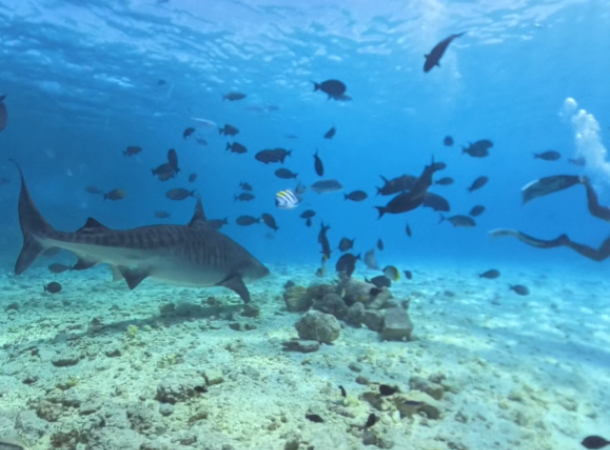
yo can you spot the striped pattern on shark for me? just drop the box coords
[12,161,269,303]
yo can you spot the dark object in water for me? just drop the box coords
[439,214,476,228]
[510,284,529,296]
[338,237,355,252]
[313,150,324,177]
[443,136,453,146]
[376,174,417,196]
[368,275,390,288]
[183,127,195,139]
[521,175,581,204]
[306,219,312,227]
[404,270,413,280]
[406,224,412,237]
[336,253,360,277]
[188,173,197,183]
[227,142,247,154]
[0,94,7,132]
[469,205,485,217]
[223,91,246,101]
[311,179,343,194]
[194,385,207,394]
[305,414,324,423]
[463,140,493,158]
[318,222,332,260]
[283,280,295,290]
[44,282,62,294]
[313,79,346,100]
[339,385,346,397]
[275,168,298,179]
[300,210,316,219]
[104,189,127,201]
[255,148,291,164]
[124,146,142,157]
[236,215,260,226]
[424,32,465,72]
[379,384,399,396]
[435,177,454,186]
[344,190,367,202]
[166,188,195,201]
[48,263,71,274]
[377,239,384,251]
[582,436,610,449]
[235,192,255,202]
[324,126,336,139]
[364,249,379,270]
[479,269,500,279]
[239,182,253,191]
[364,413,378,429]
[422,192,450,212]
[467,176,489,193]
[219,124,239,136]
[534,150,561,161]
[261,213,279,231]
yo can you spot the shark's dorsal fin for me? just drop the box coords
[77,217,109,233]
[188,196,208,228]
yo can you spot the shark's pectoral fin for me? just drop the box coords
[72,257,98,271]
[217,275,251,303]
[110,266,123,282]
[118,266,149,290]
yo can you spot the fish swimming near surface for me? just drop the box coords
[255,148,291,164]
[521,175,581,204]
[183,127,195,139]
[424,32,465,73]
[439,214,476,228]
[338,237,355,252]
[8,161,269,303]
[313,79,346,99]
[276,189,300,209]
[467,176,489,193]
[124,146,142,157]
[463,140,493,158]
[534,150,561,161]
[235,192,255,202]
[104,189,127,201]
[469,205,486,217]
[324,126,336,139]
[0,94,7,132]
[275,168,298,179]
[219,124,239,136]
[261,213,279,231]
[443,136,454,146]
[318,222,332,260]
[226,142,247,154]
[310,179,343,194]
[344,190,368,202]
[166,188,195,201]
[376,174,417,196]
[313,150,324,177]
[364,249,379,270]
[223,91,246,101]
[421,192,450,212]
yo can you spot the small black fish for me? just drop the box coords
[404,270,413,280]
[467,176,489,193]
[469,205,485,217]
[300,210,316,219]
[376,174,417,196]
[183,127,195,139]
[443,136,454,146]
[306,414,324,423]
[424,32,465,72]
[154,211,171,219]
[234,192,255,202]
[166,188,195,201]
[255,148,291,164]
[463,140,493,158]
[104,189,127,201]
[338,237,355,252]
[124,146,142,157]
[239,182,253,191]
[236,215,260,226]
[188,173,198,183]
[313,150,324,177]
[313,79,346,100]
[48,263,71,274]
[582,436,610,449]
[406,224,412,237]
[261,213,279,231]
[339,385,346,397]
[344,190,367,202]
[510,284,529,296]
[324,126,336,139]
[318,222,332,261]
[364,413,378,429]
[219,124,239,136]
[379,384,399,396]
[439,214,476,228]
[306,218,312,227]
[435,177,454,186]
[156,79,166,86]
[377,239,384,251]
[534,150,561,161]
[422,192,451,212]
[44,281,62,294]
[367,275,391,288]
[479,269,500,279]
[223,91,246,101]
[336,253,360,277]
[207,218,228,230]
[275,168,298,179]
[226,142,247,154]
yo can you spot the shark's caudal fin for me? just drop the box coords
[11,160,55,274]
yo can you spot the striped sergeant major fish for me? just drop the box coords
[275,188,301,209]
[10,160,269,303]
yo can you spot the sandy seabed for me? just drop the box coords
[0,260,608,450]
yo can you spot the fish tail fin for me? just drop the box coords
[533,152,539,159]
[376,186,382,196]
[221,94,226,101]
[438,214,446,224]
[234,195,238,201]
[226,142,231,150]
[10,160,55,275]
[313,82,320,92]
[375,206,386,219]
[344,193,348,200]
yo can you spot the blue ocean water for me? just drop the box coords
[1,1,610,448]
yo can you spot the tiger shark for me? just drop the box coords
[12,161,269,303]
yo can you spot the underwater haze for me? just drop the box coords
[0,1,610,449]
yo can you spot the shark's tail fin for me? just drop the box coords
[10,160,54,274]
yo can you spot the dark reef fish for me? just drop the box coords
[521,175,581,204]
[424,32,465,73]
[376,174,417,196]
[152,148,180,181]
[469,205,485,217]
[510,284,529,296]
[479,269,500,279]
[311,179,343,194]
[124,146,142,157]
[318,222,332,260]
[324,126,336,139]
[377,239,384,251]
[534,150,561,161]
[344,190,368,202]
[274,168,298,179]
[467,176,489,193]
[223,91,246,101]
[255,148,291,164]
[261,213,279,231]
[422,192,450,212]
[313,79,346,100]
[581,436,610,449]
[48,263,71,274]
[439,214,476,228]
[10,160,269,303]
[104,189,127,201]
[188,173,197,182]
[435,177,454,186]
[183,127,195,139]
[443,136,454,146]
[463,140,493,158]
[338,237,355,252]
[236,215,259,226]
[166,188,195,201]
[226,142,247,154]
[219,124,239,136]
[44,281,62,294]
[239,182,253,191]
[154,211,171,219]
[336,252,360,277]
[235,192,255,202]
[314,150,324,177]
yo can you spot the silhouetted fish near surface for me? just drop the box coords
[314,150,324,177]
[183,127,195,139]
[275,168,298,179]
[435,177,454,186]
[313,79,346,99]
[10,161,268,303]
[226,142,247,154]
[235,193,255,202]
[344,190,367,202]
[364,249,379,270]
[261,213,279,231]
[406,224,412,237]
[424,32,465,72]
[443,136,454,146]
[439,214,476,228]
[311,179,343,194]
[422,192,450,212]
[0,94,7,132]
[44,281,62,294]
[463,140,493,158]
[166,188,195,201]
[469,205,485,217]
[188,173,197,183]
[534,150,561,161]
[255,148,291,164]
[521,175,581,204]
[377,239,384,251]
[479,269,500,279]
[338,237,355,252]
[582,436,610,449]
[336,253,360,277]
[377,174,417,196]
[207,218,228,230]
[104,189,127,201]
[48,263,71,274]
[568,156,586,167]
[301,210,316,220]
[467,176,489,193]
[510,284,529,296]
[124,146,142,157]
[318,222,332,260]
[324,126,336,139]
[85,186,102,195]
[239,182,253,191]
[155,211,170,219]
[219,124,239,136]
[223,91,246,101]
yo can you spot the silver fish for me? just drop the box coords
[364,249,379,270]
[11,161,269,303]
